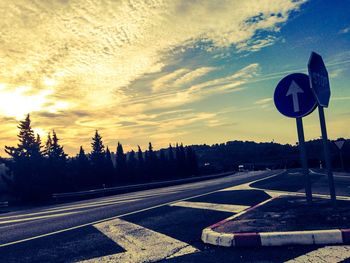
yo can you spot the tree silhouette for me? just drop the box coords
[185,146,198,176]
[90,130,105,187]
[127,150,137,182]
[115,142,127,183]
[104,147,115,186]
[74,146,91,189]
[3,114,45,201]
[44,131,67,192]
[137,145,144,180]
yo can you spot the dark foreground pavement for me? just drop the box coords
[0,169,349,262]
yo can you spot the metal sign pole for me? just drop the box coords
[296,117,312,204]
[318,106,336,206]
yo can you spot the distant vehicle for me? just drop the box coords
[238,165,244,172]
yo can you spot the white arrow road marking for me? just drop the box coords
[80,218,199,263]
[285,245,350,263]
[286,80,304,112]
[170,201,249,213]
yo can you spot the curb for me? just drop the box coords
[201,197,350,247]
[202,227,350,247]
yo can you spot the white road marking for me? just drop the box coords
[262,189,350,201]
[0,211,79,225]
[0,199,143,221]
[0,170,281,248]
[170,201,249,213]
[285,245,350,263]
[219,170,286,192]
[80,218,199,262]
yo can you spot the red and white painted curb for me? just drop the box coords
[201,197,350,247]
[202,227,350,247]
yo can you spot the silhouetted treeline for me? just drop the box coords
[1,114,198,202]
[193,139,350,174]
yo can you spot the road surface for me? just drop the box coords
[0,169,349,262]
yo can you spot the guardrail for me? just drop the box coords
[52,171,234,202]
[0,201,8,208]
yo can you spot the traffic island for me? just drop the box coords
[202,195,350,247]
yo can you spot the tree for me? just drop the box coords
[104,147,115,186]
[90,130,105,187]
[115,142,127,183]
[185,146,198,176]
[145,142,157,180]
[3,114,45,201]
[44,130,67,192]
[137,145,144,180]
[75,146,91,189]
[127,150,137,182]
[167,144,176,178]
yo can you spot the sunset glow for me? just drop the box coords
[0,0,349,155]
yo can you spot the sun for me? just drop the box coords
[0,83,53,119]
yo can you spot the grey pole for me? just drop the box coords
[318,106,337,206]
[296,117,312,204]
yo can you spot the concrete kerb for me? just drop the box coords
[201,197,350,247]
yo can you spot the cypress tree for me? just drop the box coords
[115,142,127,183]
[105,147,115,186]
[137,145,144,180]
[90,130,105,187]
[185,146,198,176]
[168,144,175,178]
[76,146,91,188]
[127,150,137,182]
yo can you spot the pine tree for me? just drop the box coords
[76,146,91,188]
[44,132,52,157]
[50,131,66,161]
[127,150,137,182]
[185,146,198,176]
[104,147,115,186]
[137,145,144,180]
[3,114,45,201]
[44,130,67,192]
[168,144,176,178]
[115,142,127,183]
[90,130,105,187]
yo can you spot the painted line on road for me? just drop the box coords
[80,218,199,262]
[0,211,80,225]
[0,170,282,248]
[285,245,350,262]
[170,201,249,213]
[0,199,143,220]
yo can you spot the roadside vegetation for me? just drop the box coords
[1,114,198,202]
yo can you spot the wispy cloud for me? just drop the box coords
[0,0,307,154]
[339,26,350,34]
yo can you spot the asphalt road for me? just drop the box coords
[0,169,349,262]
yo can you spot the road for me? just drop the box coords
[0,169,349,262]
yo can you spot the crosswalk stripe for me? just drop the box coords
[285,245,350,263]
[170,201,249,213]
[81,218,199,262]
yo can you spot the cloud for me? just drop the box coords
[339,26,350,34]
[255,98,273,105]
[0,0,307,154]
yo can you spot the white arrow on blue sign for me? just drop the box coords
[308,51,331,107]
[274,73,317,118]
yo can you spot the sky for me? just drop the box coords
[0,0,349,156]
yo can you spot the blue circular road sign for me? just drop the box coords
[274,73,317,118]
